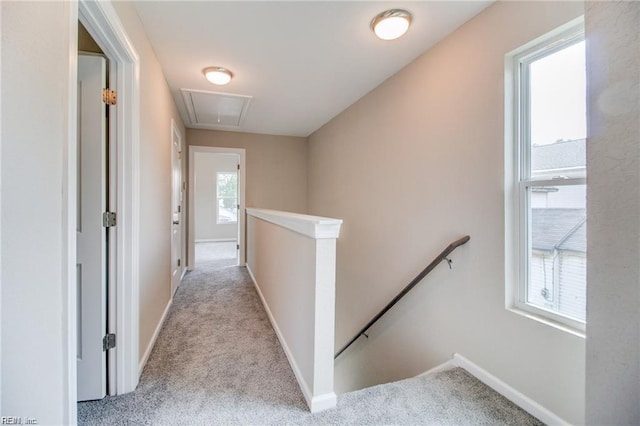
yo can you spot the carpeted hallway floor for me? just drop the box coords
[78,242,542,425]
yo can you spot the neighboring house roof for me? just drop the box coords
[532,138,586,172]
[532,208,586,253]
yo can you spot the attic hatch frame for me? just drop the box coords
[66,1,141,421]
[181,88,253,130]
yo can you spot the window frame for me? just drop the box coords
[506,18,586,334]
[216,171,238,225]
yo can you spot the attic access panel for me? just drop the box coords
[181,89,252,128]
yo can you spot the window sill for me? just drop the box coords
[506,306,586,339]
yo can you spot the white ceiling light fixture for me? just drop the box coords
[371,9,412,41]
[203,67,233,85]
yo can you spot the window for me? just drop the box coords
[507,20,586,331]
[216,172,238,224]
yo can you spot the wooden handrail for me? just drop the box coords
[334,235,470,359]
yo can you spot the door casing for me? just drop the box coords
[188,146,246,270]
[66,2,141,418]
[171,120,184,295]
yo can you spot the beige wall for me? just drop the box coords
[187,130,307,213]
[1,2,186,421]
[1,2,75,422]
[6,0,634,423]
[194,153,238,241]
[308,2,585,423]
[111,2,187,366]
[246,209,340,411]
[586,2,640,424]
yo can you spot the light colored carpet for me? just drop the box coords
[78,243,543,425]
[195,241,238,269]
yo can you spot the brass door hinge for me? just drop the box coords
[102,88,117,105]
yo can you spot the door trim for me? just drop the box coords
[171,119,184,295]
[73,0,141,403]
[63,4,79,424]
[188,146,246,269]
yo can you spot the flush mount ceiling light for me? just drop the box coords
[371,9,412,41]
[203,67,233,85]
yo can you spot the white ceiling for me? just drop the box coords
[133,1,493,137]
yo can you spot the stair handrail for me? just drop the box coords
[334,235,470,359]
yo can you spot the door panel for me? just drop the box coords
[77,54,107,401]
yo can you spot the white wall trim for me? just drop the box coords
[195,238,237,243]
[417,359,457,377]
[78,0,141,397]
[451,353,569,426]
[138,298,172,376]
[188,146,246,270]
[310,392,339,413]
[417,354,568,425]
[246,208,342,239]
[247,266,337,413]
[63,2,79,423]
[0,2,3,414]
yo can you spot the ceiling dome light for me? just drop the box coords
[371,9,412,41]
[203,67,233,85]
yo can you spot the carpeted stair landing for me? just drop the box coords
[78,242,542,425]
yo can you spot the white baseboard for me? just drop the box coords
[195,238,236,243]
[138,298,172,377]
[310,392,338,413]
[246,265,336,413]
[417,359,457,377]
[449,353,569,426]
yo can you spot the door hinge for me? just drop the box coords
[236,244,240,250]
[103,211,117,227]
[178,205,181,213]
[177,259,181,267]
[178,151,182,160]
[237,164,240,170]
[103,334,116,351]
[102,88,117,105]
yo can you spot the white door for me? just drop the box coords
[171,123,183,295]
[235,161,241,264]
[77,54,108,401]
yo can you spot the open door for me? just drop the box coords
[188,147,246,269]
[171,122,184,295]
[77,54,108,401]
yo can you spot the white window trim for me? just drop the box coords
[216,171,238,225]
[505,17,586,335]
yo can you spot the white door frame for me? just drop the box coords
[63,6,79,422]
[188,146,246,269]
[69,0,141,407]
[171,119,184,294]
